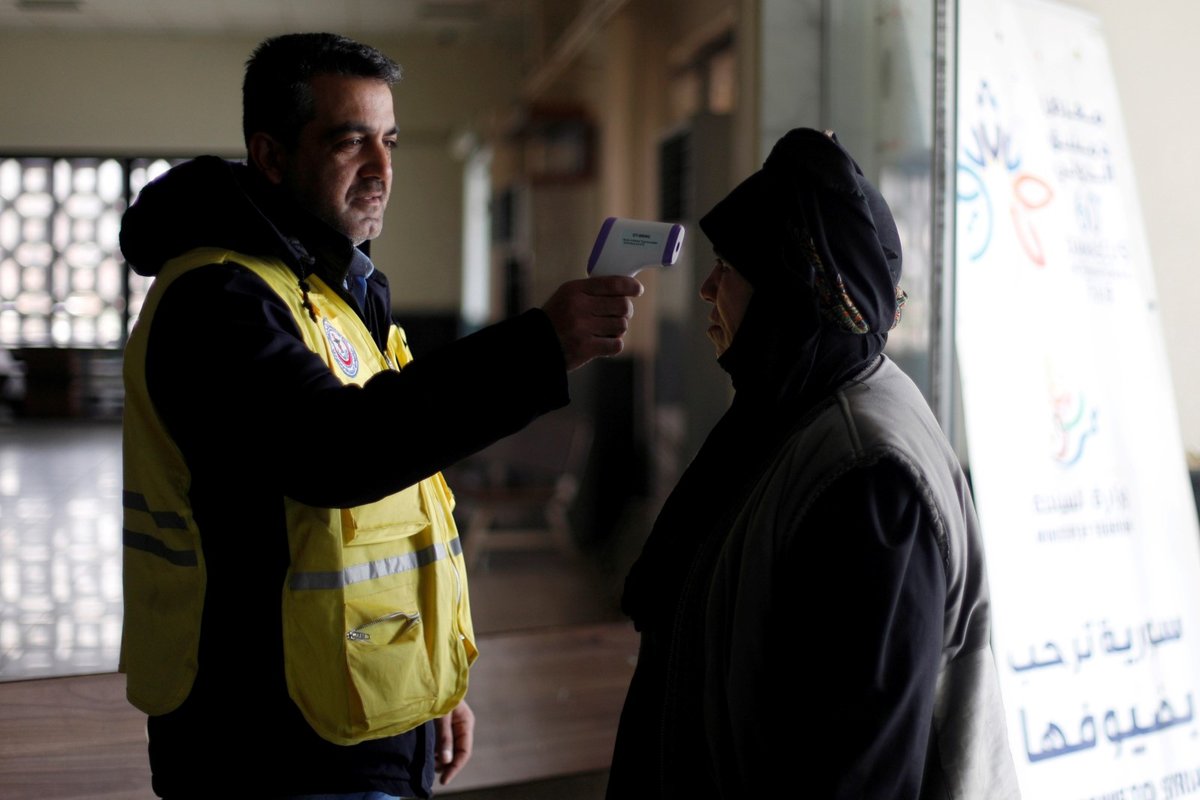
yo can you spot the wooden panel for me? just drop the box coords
[444,622,638,794]
[0,672,149,799]
[0,622,639,798]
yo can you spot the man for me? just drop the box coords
[608,129,1019,798]
[119,33,641,799]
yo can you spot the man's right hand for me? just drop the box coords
[541,276,644,371]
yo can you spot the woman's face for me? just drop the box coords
[699,257,754,357]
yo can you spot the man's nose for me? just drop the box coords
[361,140,391,178]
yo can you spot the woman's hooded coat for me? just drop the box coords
[606,129,1016,800]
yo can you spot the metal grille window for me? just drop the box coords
[0,156,179,349]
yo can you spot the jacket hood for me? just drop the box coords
[699,128,903,336]
[119,156,312,278]
[700,129,897,409]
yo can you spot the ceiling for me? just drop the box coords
[0,0,529,40]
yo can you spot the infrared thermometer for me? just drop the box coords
[586,217,685,277]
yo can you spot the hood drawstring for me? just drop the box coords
[284,241,316,321]
[299,278,319,323]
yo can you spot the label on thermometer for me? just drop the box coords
[587,217,686,277]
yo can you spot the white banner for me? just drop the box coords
[955,1,1200,798]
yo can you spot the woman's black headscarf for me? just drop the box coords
[700,126,905,406]
[621,127,906,632]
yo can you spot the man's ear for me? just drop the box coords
[247,132,288,185]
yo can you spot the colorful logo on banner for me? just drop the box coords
[1051,387,1099,468]
[959,80,1055,266]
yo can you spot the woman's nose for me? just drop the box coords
[699,264,719,302]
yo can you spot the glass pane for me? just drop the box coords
[0,156,183,348]
[825,0,936,402]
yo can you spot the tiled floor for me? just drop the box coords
[0,418,629,682]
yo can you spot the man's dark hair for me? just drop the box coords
[242,32,401,148]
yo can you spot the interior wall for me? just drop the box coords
[522,0,746,353]
[582,4,669,358]
[487,0,747,562]
[0,32,250,153]
[0,30,523,313]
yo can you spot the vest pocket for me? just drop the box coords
[282,482,469,745]
[345,587,439,731]
[285,571,444,744]
[341,483,429,546]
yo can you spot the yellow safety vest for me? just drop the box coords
[121,247,476,745]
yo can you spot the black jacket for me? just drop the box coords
[121,157,569,798]
[608,127,1015,798]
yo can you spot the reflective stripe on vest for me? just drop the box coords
[290,536,464,590]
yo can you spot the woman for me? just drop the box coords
[608,129,1019,799]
